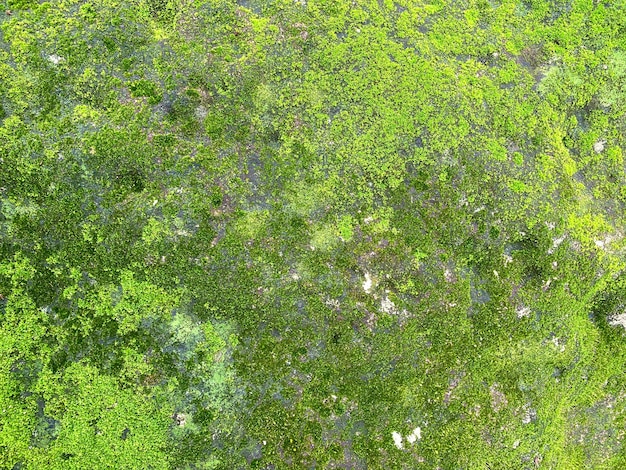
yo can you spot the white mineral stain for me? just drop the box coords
[609,311,626,330]
[406,427,421,444]
[547,235,566,254]
[593,140,606,153]
[392,431,403,449]
[381,294,399,315]
[48,54,63,65]
[516,306,531,319]
[551,336,565,353]
[521,404,536,424]
[363,272,373,293]
[594,233,622,251]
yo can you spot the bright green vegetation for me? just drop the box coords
[2,0,626,468]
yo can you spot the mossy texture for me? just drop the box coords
[2,0,626,468]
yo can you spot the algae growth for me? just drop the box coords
[2,0,626,468]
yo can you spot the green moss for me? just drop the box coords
[3,0,626,467]
[129,79,162,105]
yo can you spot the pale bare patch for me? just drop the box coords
[521,403,537,424]
[195,105,208,120]
[380,293,407,317]
[362,272,373,293]
[489,384,508,412]
[444,371,466,404]
[392,431,403,449]
[406,427,421,444]
[551,336,565,353]
[380,295,395,314]
[542,278,552,291]
[48,54,64,65]
[593,140,606,153]
[609,311,626,330]
[325,297,340,311]
[594,232,622,252]
[548,235,566,254]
